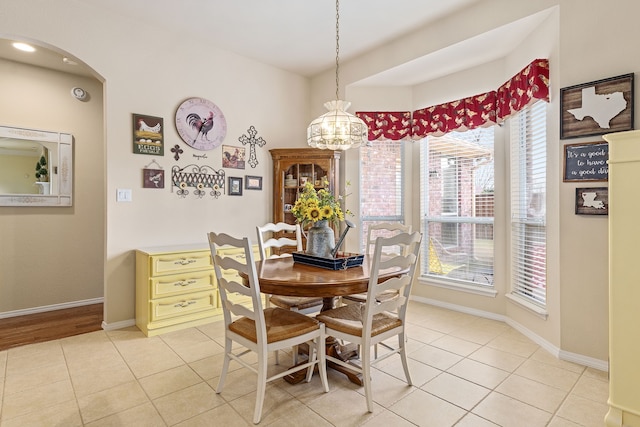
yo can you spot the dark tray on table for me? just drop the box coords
[292,252,364,270]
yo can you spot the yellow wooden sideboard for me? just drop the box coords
[135,243,260,336]
[603,130,640,427]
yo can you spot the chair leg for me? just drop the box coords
[216,338,232,394]
[253,351,269,424]
[317,326,329,393]
[399,332,413,386]
[361,344,374,412]
[305,340,317,383]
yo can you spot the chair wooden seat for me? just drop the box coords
[339,290,397,305]
[317,303,402,337]
[230,307,322,344]
[269,295,324,311]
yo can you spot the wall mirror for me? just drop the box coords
[0,125,73,206]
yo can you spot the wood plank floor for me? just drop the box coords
[0,303,103,351]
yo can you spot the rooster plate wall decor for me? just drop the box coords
[175,97,227,151]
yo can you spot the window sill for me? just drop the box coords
[505,293,548,319]
[419,276,497,297]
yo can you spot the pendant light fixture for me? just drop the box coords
[307,0,368,150]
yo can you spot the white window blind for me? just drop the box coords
[359,140,404,251]
[420,128,495,286]
[510,100,547,305]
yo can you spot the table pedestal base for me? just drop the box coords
[283,297,364,386]
[326,341,363,386]
[283,338,363,386]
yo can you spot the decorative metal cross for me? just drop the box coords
[238,125,266,168]
[171,144,184,161]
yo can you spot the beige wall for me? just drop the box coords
[0,58,104,312]
[331,0,639,364]
[2,0,637,364]
[1,1,309,324]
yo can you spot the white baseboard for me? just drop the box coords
[412,295,505,322]
[101,319,136,331]
[0,298,104,319]
[558,348,609,372]
[410,295,609,373]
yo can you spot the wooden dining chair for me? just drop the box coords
[341,222,412,305]
[256,222,323,315]
[316,231,422,413]
[366,222,412,256]
[208,231,329,424]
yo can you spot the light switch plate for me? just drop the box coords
[116,188,132,202]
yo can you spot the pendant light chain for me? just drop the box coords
[335,0,340,102]
[306,0,368,150]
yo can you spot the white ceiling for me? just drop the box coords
[0,0,550,86]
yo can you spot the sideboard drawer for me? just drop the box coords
[150,291,216,322]
[150,251,213,276]
[150,271,215,299]
[136,243,259,337]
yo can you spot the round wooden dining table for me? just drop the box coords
[244,254,407,385]
[253,255,404,311]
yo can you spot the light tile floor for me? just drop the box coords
[0,302,609,426]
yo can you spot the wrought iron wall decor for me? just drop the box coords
[238,125,266,168]
[171,164,225,198]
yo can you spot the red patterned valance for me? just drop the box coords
[496,58,550,121]
[412,91,497,137]
[357,59,549,140]
[356,111,412,141]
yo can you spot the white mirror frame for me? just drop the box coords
[0,125,73,207]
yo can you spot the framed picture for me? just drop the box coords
[245,175,262,190]
[143,168,164,188]
[575,187,608,215]
[133,113,164,155]
[222,145,246,169]
[563,141,608,182]
[228,176,243,196]
[560,73,634,139]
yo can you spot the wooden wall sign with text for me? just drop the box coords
[563,141,608,182]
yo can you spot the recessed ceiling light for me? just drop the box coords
[12,42,36,52]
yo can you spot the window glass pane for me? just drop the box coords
[510,100,547,306]
[420,127,495,286]
[360,140,405,251]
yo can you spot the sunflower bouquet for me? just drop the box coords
[291,180,347,228]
